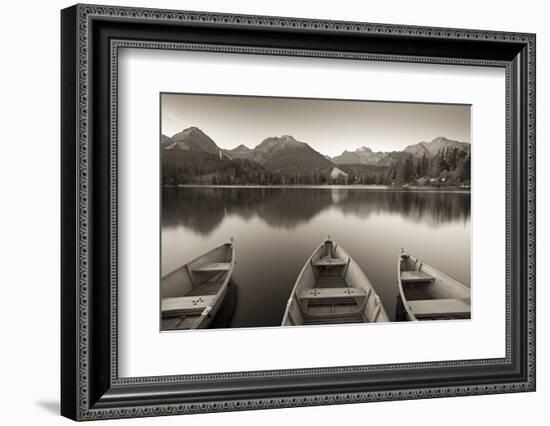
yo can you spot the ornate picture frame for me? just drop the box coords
[61,4,535,420]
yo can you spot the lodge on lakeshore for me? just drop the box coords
[330,167,349,182]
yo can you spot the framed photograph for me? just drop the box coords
[61,4,536,421]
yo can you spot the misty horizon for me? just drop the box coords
[161,93,471,157]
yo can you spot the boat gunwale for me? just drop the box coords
[419,261,471,294]
[194,241,237,328]
[282,239,389,325]
[397,249,471,321]
[163,241,230,279]
[281,240,325,325]
[334,243,390,322]
[162,240,236,330]
[397,249,418,321]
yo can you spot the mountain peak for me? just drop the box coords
[427,136,452,145]
[234,144,251,151]
[421,136,469,146]
[405,136,470,157]
[356,146,373,153]
[255,135,305,152]
[167,126,220,155]
[251,135,332,174]
[173,126,203,137]
[332,146,387,166]
[224,144,254,160]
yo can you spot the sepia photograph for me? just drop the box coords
[160,93,472,331]
[58,4,536,418]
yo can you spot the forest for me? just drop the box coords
[162,145,470,186]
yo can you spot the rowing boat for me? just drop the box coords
[161,240,236,330]
[396,249,470,321]
[282,238,389,326]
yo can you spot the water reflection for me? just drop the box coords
[161,187,471,327]
[162,187,470,235]
[209,281,238,329]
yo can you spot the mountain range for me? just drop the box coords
[161,127,471,186]
[330,137,470,166]
[228,135,333,174]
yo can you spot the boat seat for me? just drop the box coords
[400,270,435,283]
[299,287,367,300]
[314,258,347,267]
[161,295,216,316]
[192,262,231,272]
[407,298,470,319]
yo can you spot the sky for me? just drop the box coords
[161,93,471,157]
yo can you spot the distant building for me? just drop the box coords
[330,167,349,181]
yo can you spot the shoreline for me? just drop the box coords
[165,184,471,193]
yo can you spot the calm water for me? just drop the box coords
[162,187,471,327]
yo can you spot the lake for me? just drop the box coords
[161,186,471,328]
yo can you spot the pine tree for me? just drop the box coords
[403,156,415,183]
[439,147,449,172]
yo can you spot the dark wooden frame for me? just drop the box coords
[61,4,536,421]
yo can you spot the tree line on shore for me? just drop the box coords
[162,142,470,187]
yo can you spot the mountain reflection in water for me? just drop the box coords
[162,187,470,234]
[162,187,471,328]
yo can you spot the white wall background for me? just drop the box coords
[0,0,546,424]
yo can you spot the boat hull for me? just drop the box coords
[161,241,236,330]
[282,239,389,326]
[397,250,470,321]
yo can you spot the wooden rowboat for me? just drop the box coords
[396,249,470,321]
[161,240,236,330]
[282,238,389,326]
